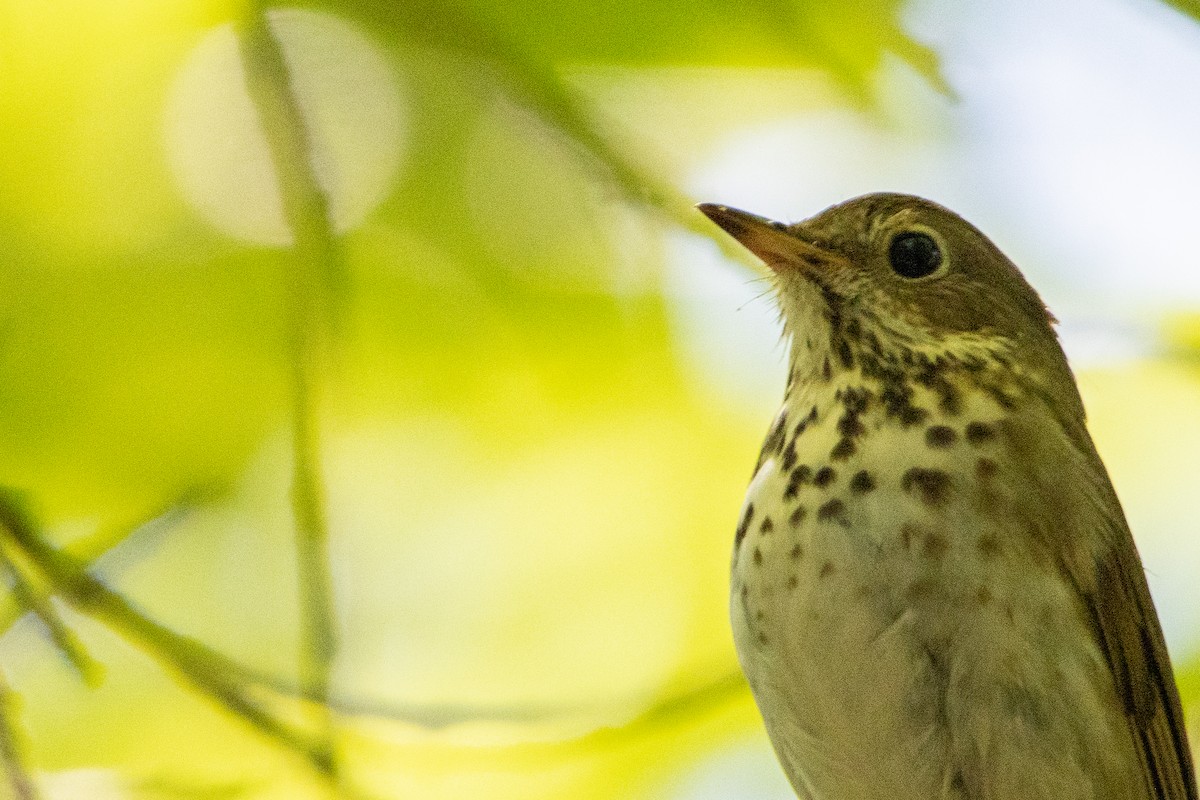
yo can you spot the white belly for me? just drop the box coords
[730,394,1144,800]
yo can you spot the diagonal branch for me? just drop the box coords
[0,540,103,686]
[0,492,330,777]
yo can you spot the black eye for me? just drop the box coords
[888,231,942,279]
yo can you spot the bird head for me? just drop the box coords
[699,194,1080,421]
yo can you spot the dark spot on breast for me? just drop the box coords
[790,541,804,559]
[836,338,854,369]
[880,383,911,414]
[902,468,952,507]
[925,425,956,448]
[791,409,818,443]
[841,386,870,414]
[976,586,993,606]
[817,498,846,524]
[965,422,995,445]
[758,632,770,646]
[819,560,836,578]
[976,457,998,481]
[754,547,763,566]
[837,410,865,438]
[865,329,884,355]
[784,465,813,500]
[937,383,962,416]
[761,411,787,458]
[735,503,754,547]
[858,353,884,379]
[845,318,862,341]
[819,283,841,327]
[814,466,837,487]
[849,470,876,494]
[822,356,832,381]
[781,440,797,471]
[760,516,774,534]
[914,363,939,387]
[830,438,856,461]
[789,506,807,528]
[898,405,929,428]
[787,574,799,590]
[755,609,765,621]
[988,385,1018,410]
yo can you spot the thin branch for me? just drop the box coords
[0,493,330,777]
[237,6,340,779]
[0,667,39,800]
[0,540,103,686]
[0,492,207,636]
[0,488,752,792]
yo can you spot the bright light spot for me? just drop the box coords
[164,9,405,245]
[686,107,954,226]
[913,0,1200,305]
[663,232,785,410]
[667,739,793,800]
[1056,316,1154,369]
[42,769,128,800]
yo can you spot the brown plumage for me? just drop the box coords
[703,194,1196,799]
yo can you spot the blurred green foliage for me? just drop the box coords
[0,1,1197,799]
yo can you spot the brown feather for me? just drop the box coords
[1004,405,1197,799]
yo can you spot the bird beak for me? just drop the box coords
[697,203,841,274]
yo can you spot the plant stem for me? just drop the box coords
[0,499,331,774]
[0,667,39,800]
[0,540,103,686]
[237,7,341,778]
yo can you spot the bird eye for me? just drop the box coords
[888,231,942,279]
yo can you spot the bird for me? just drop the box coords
[698,194,1196,800]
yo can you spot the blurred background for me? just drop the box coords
[0,0,1198,797]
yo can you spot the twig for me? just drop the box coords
[0,493,331,776]
[0,667,39,800]
[237,6,341,779]
[0,492,205,636]
[0,540,103,686]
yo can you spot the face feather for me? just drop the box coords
[700,193,1086,428]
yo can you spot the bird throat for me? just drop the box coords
[759,296,1025,483]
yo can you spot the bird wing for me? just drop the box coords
[1005,408,1197,799]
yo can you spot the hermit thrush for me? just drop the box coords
[699,194,1196,800]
